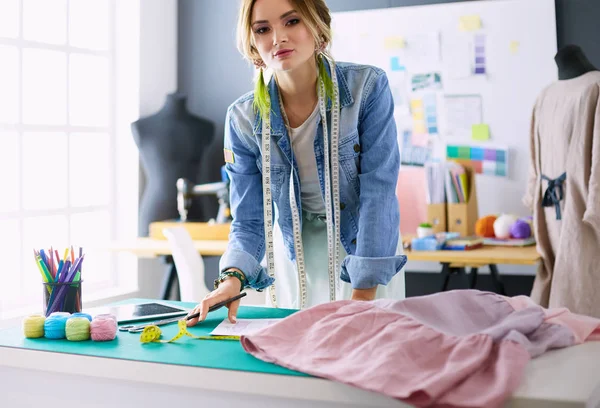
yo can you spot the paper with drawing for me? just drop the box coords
[210,318,282,336]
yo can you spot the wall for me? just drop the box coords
[136,0,179,299]
[176,0,600,289]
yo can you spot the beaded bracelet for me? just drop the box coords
[214,270,247,291]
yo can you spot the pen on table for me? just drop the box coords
[185,292,247,321]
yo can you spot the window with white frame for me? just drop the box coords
[0,0,139,316]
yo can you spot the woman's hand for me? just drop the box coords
[186,277,242,327]
[351,287,377,301]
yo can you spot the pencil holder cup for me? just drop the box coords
[43,280,83,317]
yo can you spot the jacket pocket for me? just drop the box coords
[338,132,360,196]
[256,158,286,199]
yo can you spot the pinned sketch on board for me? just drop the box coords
[400,130,432,167]
[445,34,472,79]
[402,32,441,69]
[444,32,487,78]
[411,72,443,92]
[389,70,410,115]
[444,94,483,139]
[446,144,508,177]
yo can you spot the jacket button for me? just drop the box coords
[353,144,360,153]
[351,238,357,245]
[340,202,346,210]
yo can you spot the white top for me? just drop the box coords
[289,104,325,214]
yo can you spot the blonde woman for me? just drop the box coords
[187,0,406,326]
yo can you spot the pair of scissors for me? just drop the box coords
[118,292,247,333]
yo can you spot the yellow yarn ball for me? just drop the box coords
[23,314,46,338]
[65,317,91,341]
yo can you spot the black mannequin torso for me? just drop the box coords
[132,92,215,236]
[555,45,598,80]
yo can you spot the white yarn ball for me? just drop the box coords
[493,214,518,239]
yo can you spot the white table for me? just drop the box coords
[1,341,600,408]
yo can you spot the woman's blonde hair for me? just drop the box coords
[236,0,335,118]
[237,0,333,64]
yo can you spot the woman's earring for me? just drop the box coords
[315,42,326,54]
[253,59,266,69]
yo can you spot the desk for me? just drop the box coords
[1,299,599,408]
[107,237,228,258]
[404,242,541,295]
[108,238,541,298]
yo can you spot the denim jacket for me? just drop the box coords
[219,61,407,290]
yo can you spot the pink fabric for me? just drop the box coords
[504,295,600,343]
[241,290,600,408]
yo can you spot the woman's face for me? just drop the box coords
[251,0,316,72]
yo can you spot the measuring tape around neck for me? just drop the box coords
[261,56,341,309]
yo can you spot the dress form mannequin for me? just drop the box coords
[132,92,215,236]
[555,45,598,80]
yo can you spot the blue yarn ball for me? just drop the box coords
[72,312,92,321]
[44,315,70,339]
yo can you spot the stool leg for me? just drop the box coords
[489,264,507,295]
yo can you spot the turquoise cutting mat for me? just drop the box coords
[0,298,306,377]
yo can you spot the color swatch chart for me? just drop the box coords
[473,34,486,75]
[446,144,508,177]
[410,95,439,136]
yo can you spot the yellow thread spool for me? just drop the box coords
[140,320,240,344]
[23,314,46,338]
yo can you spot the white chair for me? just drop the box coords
[162,226,266,306]
[163,226,211,302]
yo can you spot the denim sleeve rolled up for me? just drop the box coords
[339,71,406,289]
[218,109,274,290]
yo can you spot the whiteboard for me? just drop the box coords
[330,0,557,228]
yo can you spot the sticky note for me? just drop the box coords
[510,41,519,54]
[414,122,427,135]
[472,124,490,141]
[384,36,406,49]
[459,15,482,32]
[410,99,423,110]
[390,56,405,71]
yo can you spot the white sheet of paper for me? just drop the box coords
[445,33,473,79]
[210,318,282,336]
[404,32,441,69]
[444,94,483,139]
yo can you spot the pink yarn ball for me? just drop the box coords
[90,315,117,341]
[510,219,531,239]
[94,313,117,322]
